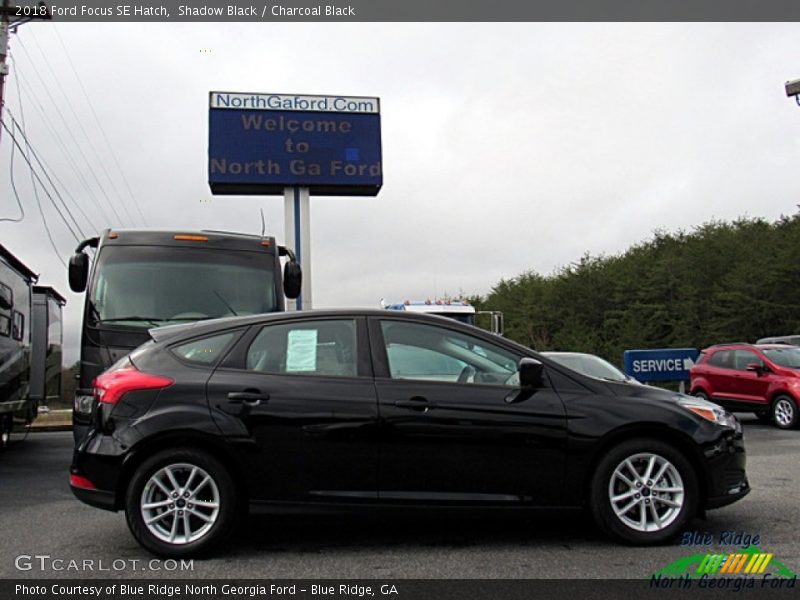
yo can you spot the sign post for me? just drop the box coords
[208,91,383,309]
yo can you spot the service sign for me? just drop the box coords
[623,348,699,383]
[208,92,382,196]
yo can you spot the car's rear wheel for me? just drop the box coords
[590,439,698,545]
[125,448,238,557]
[772,395,799,429]
[692,390,709,401]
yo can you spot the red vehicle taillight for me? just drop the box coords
[69,474,97,490]
[93,362,174,405]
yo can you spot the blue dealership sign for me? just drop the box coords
[623,348,699,382]
[208,92,382,196]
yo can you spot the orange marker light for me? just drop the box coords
[174,235,208,242]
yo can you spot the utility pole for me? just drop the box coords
[0,0,50,143]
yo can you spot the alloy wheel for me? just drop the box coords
[140,463,220,545]
[608,452,685,533]
[774,398,795,428]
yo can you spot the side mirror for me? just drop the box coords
[0,284,12,310]
[746,363,765,376]
[68,253,89,292]
[283,260,302,300]
[519,357,544,389]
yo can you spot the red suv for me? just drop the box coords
[690,343,800,429]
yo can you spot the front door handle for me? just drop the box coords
[394,397,433,412]
[227,390,269,405]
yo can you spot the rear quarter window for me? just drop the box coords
[171,332,237,365]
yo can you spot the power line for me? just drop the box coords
[9,52,86,240]
[51,25,148,227]
[9,50,99,233]
[1,112,83,243]
[1,117,66,264]
[6,107,93,238]
[14,69,115,227]
[13,34,128,227]
[1,113,25,222]
[25,28,140,227]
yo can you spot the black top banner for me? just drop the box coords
[5,0,800,22]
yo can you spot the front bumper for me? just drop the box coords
[702,426,750,510]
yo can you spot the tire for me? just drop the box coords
[125,448,239,557]
[589,438,698,545]
[692,390,710,401]
[771,395,799,430]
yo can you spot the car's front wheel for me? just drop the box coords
[125,448,238,557]
[590,439,698,545]
[772,395,799,430]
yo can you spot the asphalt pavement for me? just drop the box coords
[0,416,798,580]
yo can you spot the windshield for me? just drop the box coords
[762,347,800,369]
[545,353,631,382]
[89,246,278,328]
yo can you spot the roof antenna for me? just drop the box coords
[260,208,266,237]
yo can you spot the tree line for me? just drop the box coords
[470,214,800,367]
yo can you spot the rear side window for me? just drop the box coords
[707,350,733,369]
[0,315,9,337]
[172,332,236,365]
[246,319,357,377]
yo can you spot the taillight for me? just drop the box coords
[93,361,173,405]
[69,474,97,490]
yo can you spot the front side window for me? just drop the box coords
[90,246,278,328]
[0,315,9,337]
[247,319,357,378]
[172,332,238,365]
[380,320,519,386]
[734,350,762,371]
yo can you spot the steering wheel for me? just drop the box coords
[457,365,477,384]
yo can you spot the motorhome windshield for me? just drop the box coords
[89,246,277,328]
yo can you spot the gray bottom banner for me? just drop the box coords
[4,579,798,600]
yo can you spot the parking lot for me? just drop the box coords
[1,415,798,580]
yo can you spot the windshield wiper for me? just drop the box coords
[213,290,238,316]
[100,316,163,327]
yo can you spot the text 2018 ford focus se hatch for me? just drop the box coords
[70,310,749,557]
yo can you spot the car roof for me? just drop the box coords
[148,308,523,348]
[701,342,793,352]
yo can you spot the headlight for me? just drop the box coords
[73,394,94,415]
[677,397,738,429]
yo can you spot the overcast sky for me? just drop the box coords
[1,22,799,363]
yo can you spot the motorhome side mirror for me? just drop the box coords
[519,357,544,389]
[68,253,89,293]
[283,260,302,300]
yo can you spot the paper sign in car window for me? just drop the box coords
[286,329,318,372]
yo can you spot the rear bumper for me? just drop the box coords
[69,480,117,512]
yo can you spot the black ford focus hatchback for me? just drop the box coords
[70,310,749,557]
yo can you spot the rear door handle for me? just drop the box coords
[227,391,269,406]
[394,397,434,412]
